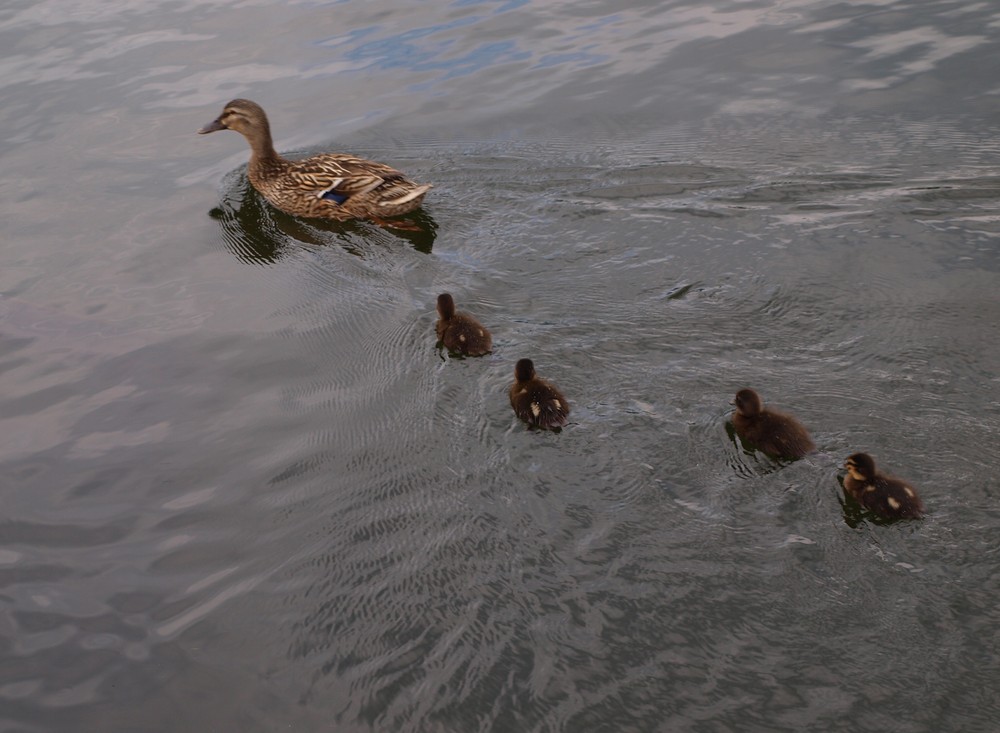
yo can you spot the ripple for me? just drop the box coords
[4,0,1000,730]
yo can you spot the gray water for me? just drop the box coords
[3,1,1000,731]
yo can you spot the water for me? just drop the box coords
[2,1,1000,731]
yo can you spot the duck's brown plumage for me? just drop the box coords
[435,294,492,357]
[198,99,431,223]
[731,388,815,460]
[509,359,569,429]
[843,452,924,519]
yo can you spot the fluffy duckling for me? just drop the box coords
[731,388,815,460]
[843,453,924,519]
[198,99,431,226]
[509,359,570,429]
[435,294,492,357]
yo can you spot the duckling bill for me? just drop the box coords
[843,453,924,520]
[731,388,815,460]
[199,99,431,226]
[509,359,570,429]
[435,294,492,357]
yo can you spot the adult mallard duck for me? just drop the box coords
[731,388,815,460]
[509,359,570,430]
[198,99,431,226]
[843,453,925,519]
[436,294,492,357]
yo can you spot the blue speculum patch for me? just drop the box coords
[321,189,348,204]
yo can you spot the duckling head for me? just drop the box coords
[733,388,764,417]
[198,99,269,138]
[514,358,536,382]
[845,452,876,481]
[437,293,456,320]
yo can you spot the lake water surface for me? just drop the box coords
[3,1,1000,731]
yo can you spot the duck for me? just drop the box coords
[198,99,431,226]
[509,359,570,429]
[436,294,492,357]
[843,452,924,519]
[731,388,815,460]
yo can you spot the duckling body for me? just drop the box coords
[844,453,924,519]
[435,294,492,357]
[199,99,431,224]
[731,388,815,460]
[509,359,570,429]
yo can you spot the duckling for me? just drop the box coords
[198,99,431,226]
[843,453,924,519]
[435,294,492,357]
[509,359,570,429]
[731,388,815,460]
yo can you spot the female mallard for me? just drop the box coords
[198,99,431,226]
[731,388,815,460]
[436,294,492,357]
[509,359,570,429]
[843,453,924,519]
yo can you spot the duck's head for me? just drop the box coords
[733,388,763,417]
[514,358,536,382]
[437,293,456,320]
[198,99,269,137]
[845,452,876,481]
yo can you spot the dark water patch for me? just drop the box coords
[0,519,132,550]
[903,175,1000,203]
[715,173,899,209]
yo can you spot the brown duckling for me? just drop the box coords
[509,359,570,429]
[843,453,924,519]
[731,388,815,460]
[435,294,492,357]
[198,99,431,226]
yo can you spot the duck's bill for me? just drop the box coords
[198,119,226,134]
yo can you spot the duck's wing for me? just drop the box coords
[286,155,409,204]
